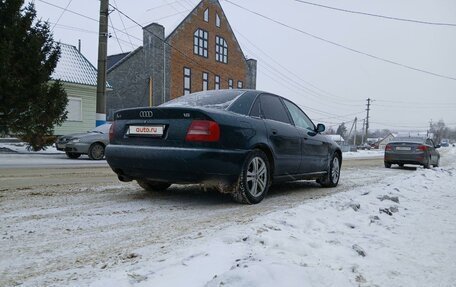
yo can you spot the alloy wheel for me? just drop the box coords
[246,157,268,197]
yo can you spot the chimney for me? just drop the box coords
[78,39,81,52]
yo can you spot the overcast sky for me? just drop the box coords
[32,0,456,132]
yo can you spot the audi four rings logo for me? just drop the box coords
[139,111,154,118]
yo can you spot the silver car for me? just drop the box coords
[56,123,111,160]
[384,137,440,169]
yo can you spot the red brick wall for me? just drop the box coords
[167,1,249,99]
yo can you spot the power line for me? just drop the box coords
[293,0,456,27]
[51,0,73,31]
[234,28,363,106]
[113,0,135,49]
[146,1,180,12]
[109,13,124,53]
[223,0,456,81]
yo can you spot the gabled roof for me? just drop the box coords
[51,43,99,86]
[107,52,131,70]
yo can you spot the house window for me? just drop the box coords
[67,97,82,121]
[215,75,220,90]
[215,36,228,63]
[237,81,243,88]
[193,29,208,58]
[202,72,209,91]
[216,13,221,27]
[204,8,209,22]
[184,67,191,95]
[228,79,233,89]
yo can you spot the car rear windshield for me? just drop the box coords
[391,137,425,143]
[160,90,245,110]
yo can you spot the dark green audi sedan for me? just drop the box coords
[106,90,342,204]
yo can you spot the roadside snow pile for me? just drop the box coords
[0,142,62,154]
[92,150,456,286]
[343,149,384,159]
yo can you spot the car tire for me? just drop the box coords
[88,143,105,160]
[137,180,171,192]
[231,149,270,205]
[384,162,392,168]
[423,156,431,169]
[319,153,341,188]
[65,152,81,159]
[434,157,440,168]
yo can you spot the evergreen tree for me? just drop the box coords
[0,0,67,151]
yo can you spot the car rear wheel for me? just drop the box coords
[434,157,440,167]
[319,153,341,187]
[231,149,270,204]
[423,156,431,169]
[384,162,392,168]
[137,180,171,192]
[88,143,105,160]
[65,152,81,159]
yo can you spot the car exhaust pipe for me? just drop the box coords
[118,174,133,182]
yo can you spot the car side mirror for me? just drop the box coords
[316,123,325,133]
[435,144,441,149]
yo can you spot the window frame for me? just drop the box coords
[237,81,243,89]
[193,28,208,58]
[202,72,209,91]
[215,36,228,64]
[282,98,316,131]
[215,75,220,90]
[203,8,209,22]
[66,96,83,122]
[258,94,292,125]
[216,13,221,27]
[228,79,233,89]
[183,67,192,95]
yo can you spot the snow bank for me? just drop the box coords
[90,150,456,286]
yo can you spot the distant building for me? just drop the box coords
[52,43,110,135]
[377,133,396,150]
[106,0,257,120]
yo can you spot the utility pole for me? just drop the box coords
[353,117,357,146]
[365,98,372,141]
[96,0,109,126]
[361,119,365,145]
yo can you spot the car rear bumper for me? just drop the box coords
[105,145,249,184]
[384,152,426,165]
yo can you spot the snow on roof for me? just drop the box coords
[51,43,99,86]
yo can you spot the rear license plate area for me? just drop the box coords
[396,147,411,151]
[128,125,165,137]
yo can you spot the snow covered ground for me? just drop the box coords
[83,147,455,287]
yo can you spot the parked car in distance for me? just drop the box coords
[384,137,440,169]
[56,123,111,160]
[440,139,449,147]
[106,90,342,204]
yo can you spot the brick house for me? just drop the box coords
[106,0,257,120]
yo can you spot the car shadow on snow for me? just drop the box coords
[121,180,326,206]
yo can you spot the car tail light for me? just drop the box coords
[416,145,428,152]
[385,144,392,151]
[185,120,220,142]
[109,122,115,143]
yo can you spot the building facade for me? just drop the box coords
[106,0,257,120]
[52,43,100,135]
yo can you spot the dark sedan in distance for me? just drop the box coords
[384,137,440,169]
[106,90,342,204]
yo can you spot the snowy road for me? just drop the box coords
[1,149,455,286]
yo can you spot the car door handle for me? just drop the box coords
[271,129,278,135]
